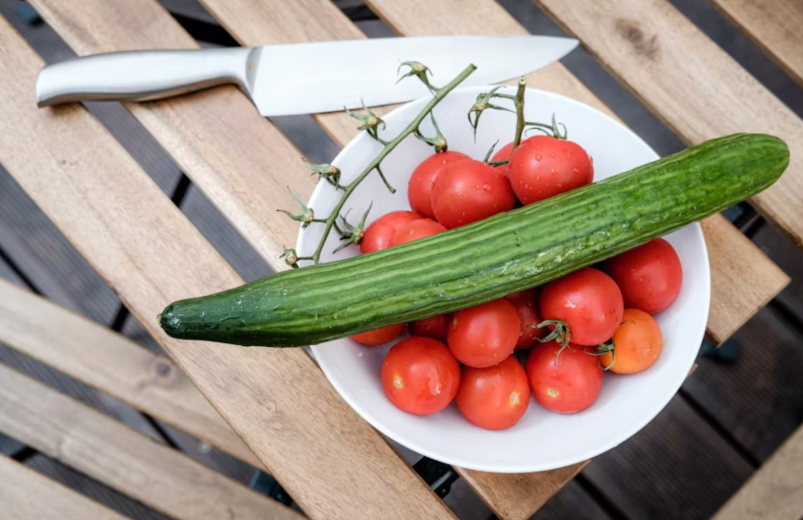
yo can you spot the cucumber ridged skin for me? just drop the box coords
[159,133,788,347]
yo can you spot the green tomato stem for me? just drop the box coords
[310,63,477,264]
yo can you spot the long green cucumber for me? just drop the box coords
[159,133,788,347]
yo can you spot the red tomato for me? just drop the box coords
[431,160,516,229]
[381,336,461,415]
[390,218,447,247]
[447,299,520,368]
[361,211,423,254]
[599,309,663,374]
[491,138,532,178]
[408,151,471,219]
[509,136,593,205]
[604,238,683,314]
[351,323,406,346]
[526,340,603,413]
[540,268,624,347]
[456,356,530,430]
[410,314,451,342]
[505,289,546,349]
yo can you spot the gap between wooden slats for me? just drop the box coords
[0,455,128,520]
[0,277,260,468]
[706,0,803,88]
[0,15,456,520]
[712,423,803,520]
[0,363,302,520]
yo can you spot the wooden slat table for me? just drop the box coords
[0,278,259,468]
[0,0,801,518]
[0,17,453,520]
[0,455,129,520]
[530,0,803,249]
[0,364,302,520]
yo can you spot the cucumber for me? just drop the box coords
[160,133,788,347]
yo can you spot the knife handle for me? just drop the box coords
[36,47,259,107]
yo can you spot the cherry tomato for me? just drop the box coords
[509,135,593,205]
[505,289,546,349]
[390,218,447,247]
[456,356,530,430]
[409,314,451,342]
[408,151,471,219]
[447,299,520,368]
[491,138,531,178]
[526,339,603,413]
[351,323,406,346]
[431,160,516,229]
[361,211,423,254]
[599,309,663,374]
[604,238,683,314]
[540,268,624,347]
[381,336,460,415]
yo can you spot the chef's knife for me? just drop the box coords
[36,36,577,117]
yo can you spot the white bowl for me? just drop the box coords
[298,86,709,473]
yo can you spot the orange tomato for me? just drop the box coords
[599,309,662,374]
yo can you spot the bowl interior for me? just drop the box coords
[299,86,709,473]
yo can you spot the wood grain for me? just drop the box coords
[0,277,260,468]
[712,424,803,520]
[359,0,788,345]
[29,0,313,270]
[0,364,302,520]
[0,455,128,520]
[530,0,803,249]
[707,0,803,87]
[0,16,454,520]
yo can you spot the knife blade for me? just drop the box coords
[36,36,577,117]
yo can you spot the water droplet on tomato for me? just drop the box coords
[549,153,555,158]
[535,154,542,161]
[573,168,578,173]
[483,184,492,192]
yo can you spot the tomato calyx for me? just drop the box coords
[524,113,568,141]
[305,161,343,189]
[588,339,616,370]
[278,187,316,228]
[346,101,387,142]
[531,319,572,363]
[414,113,448,152]
[332,204,372,253]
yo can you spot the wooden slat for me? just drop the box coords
[0,17,454,520]
[0,455,128,520]
[0,363,302,520]
[707,0,803,88]
[191,0,787,517]
[713,423,803,520]
[529,0,803,249]
[701,215,789,343]
[29,0,311,269]
[360,0,789,344]
[0,277,259,468]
